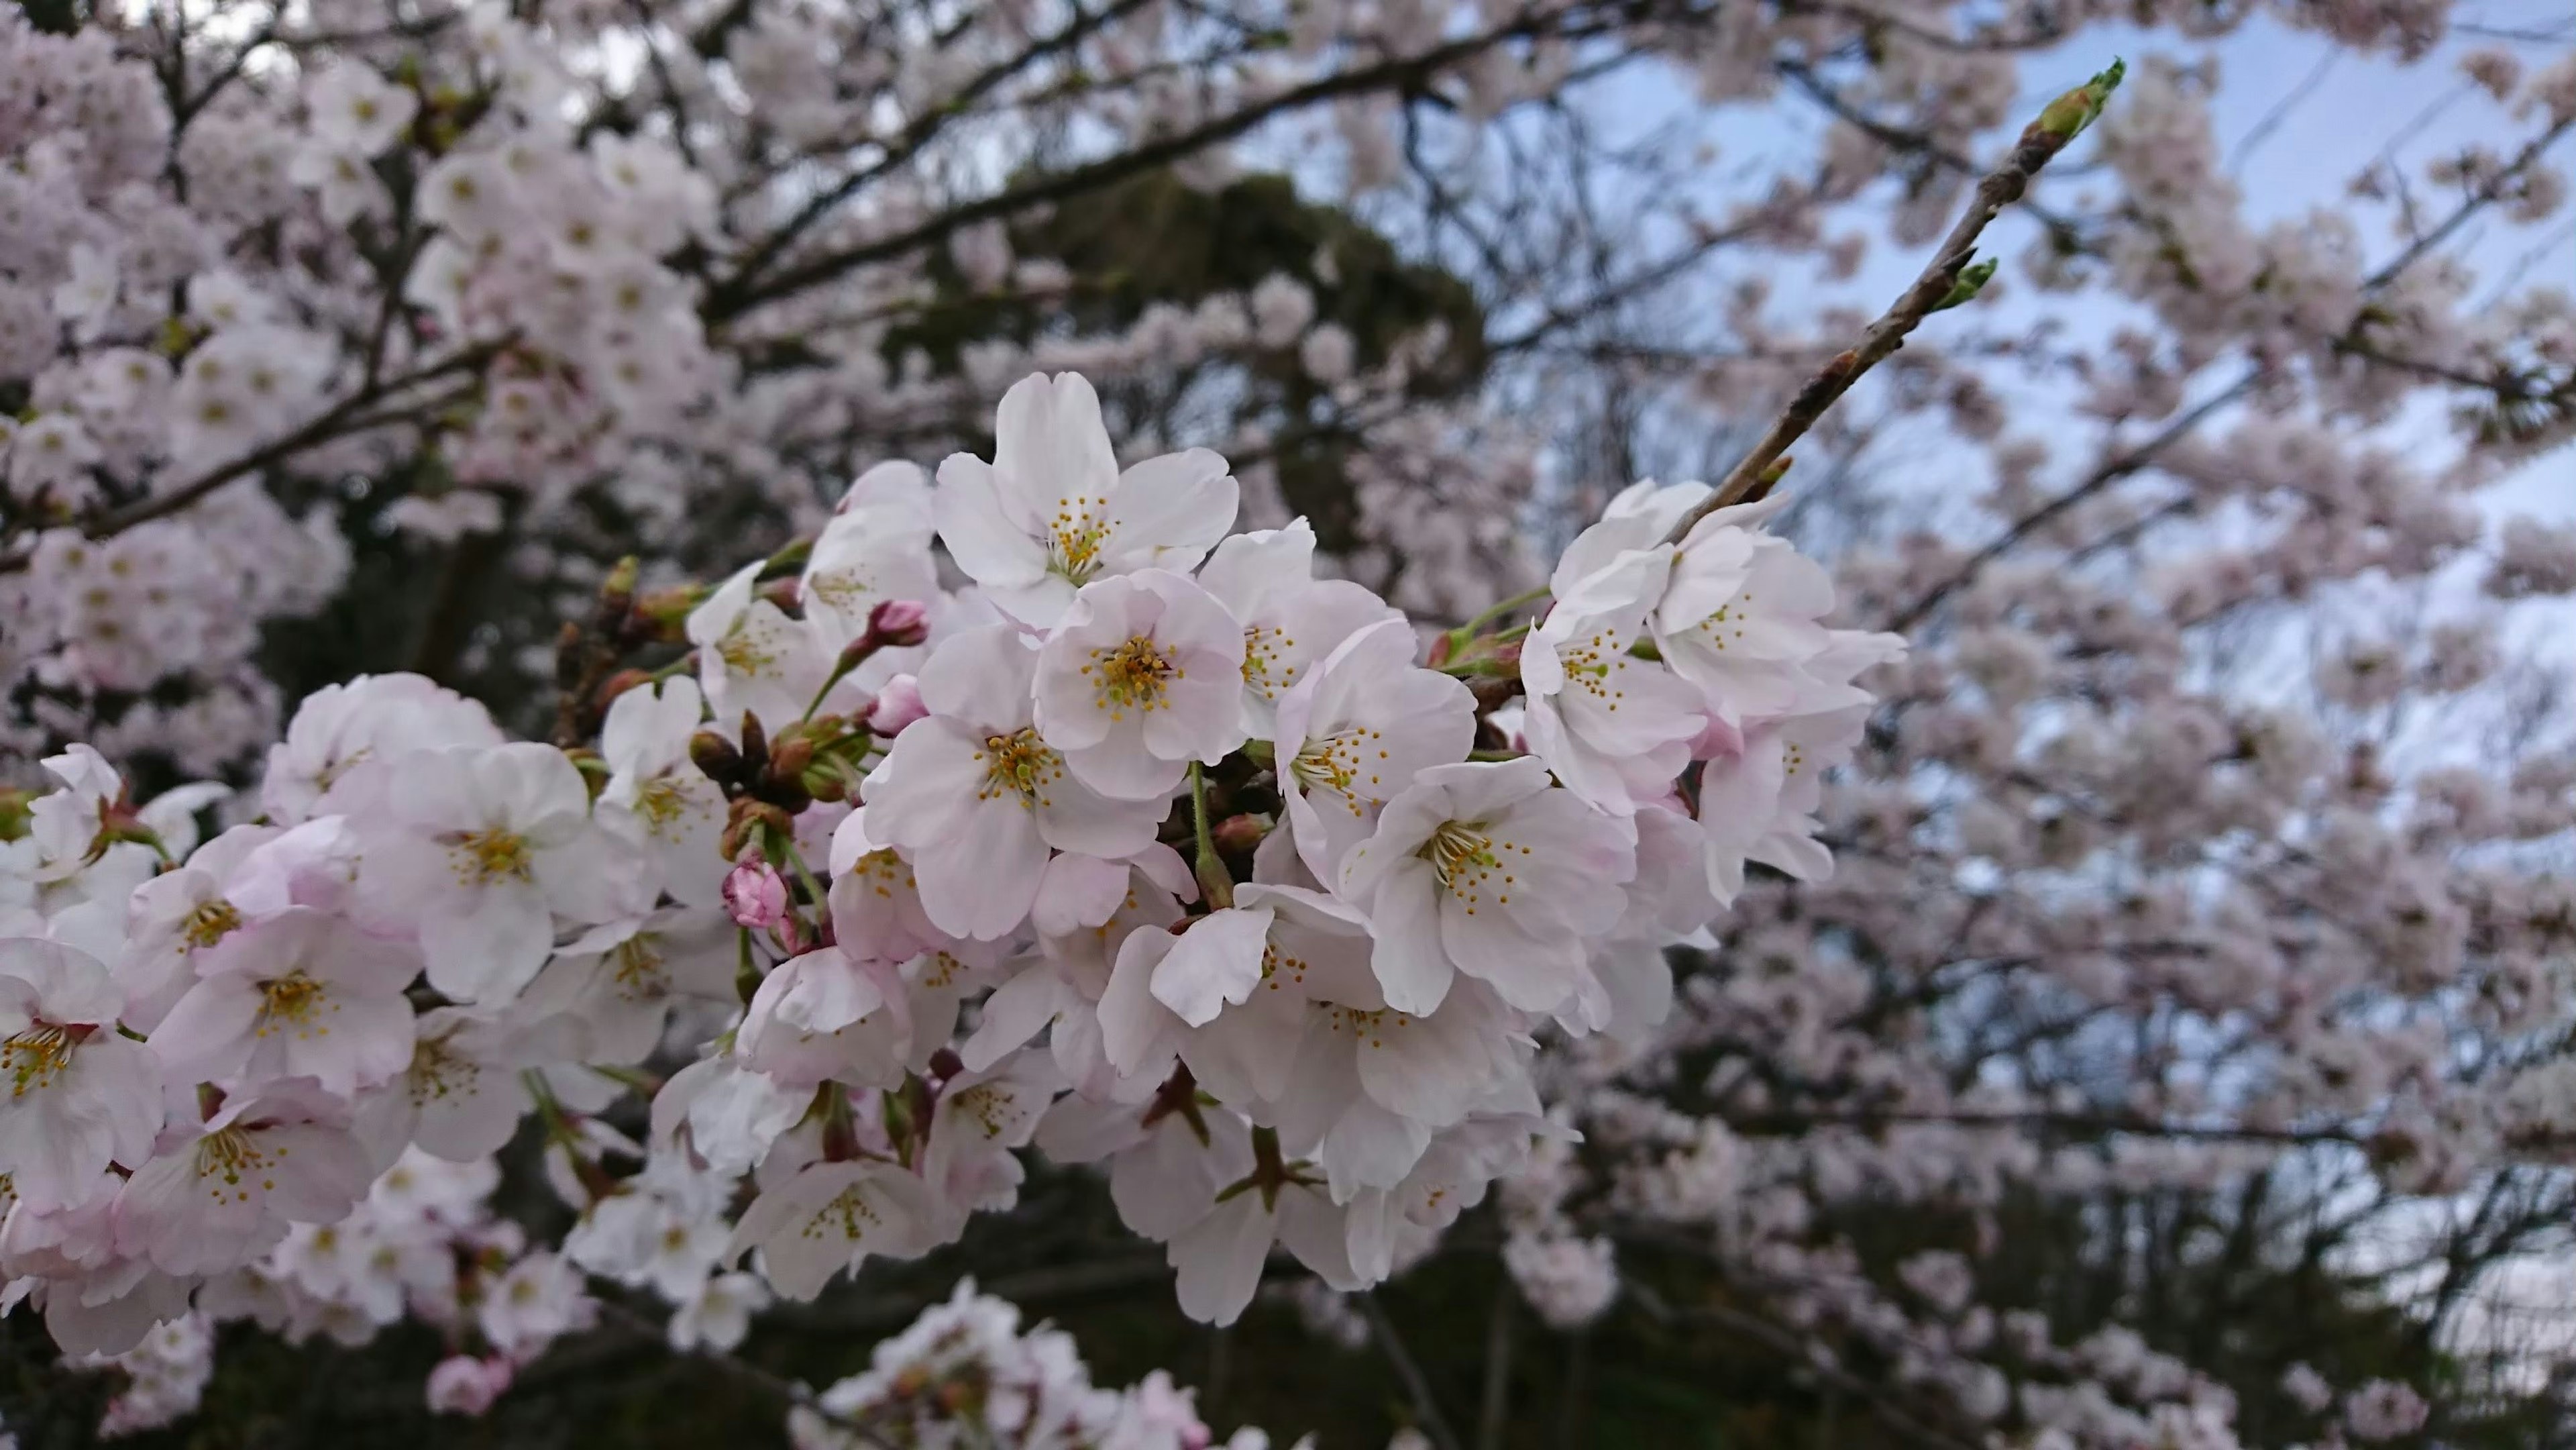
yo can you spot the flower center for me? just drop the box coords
[636,778,692,836]
[977,728,1065,808]
[3,1026,75,1097]
[450,827,533,885]
[1260,941,1311,992]
[410,1034,480,1103]
[256,972,330,1034]
[1291,727,1388,813]
[612,935,669,1001]
[1045,497,1112,583]
[806,1184,888,1244]
[195,1127,274,1200]
[716,630,777,678]
[1321,1004,1415,1047]
[1553,627,1631,707]
[1083,635,1177,718]
[1695,595,1748,649]
[184,898,243,949]
[1420,820,1521,913]
[1242,623,1301,699]
[947,1083,1013,1139]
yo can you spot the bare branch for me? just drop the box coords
[1660,60,2125,543]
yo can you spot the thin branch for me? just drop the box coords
[1660,62,2121,542]
[1360,1292,1464,1450]
[2226,49,2339,174]
[704,7,1634,321]
[1882,109,2576,633]
[1624,1281,1984,1450]
[1476,1276,1515,1450]
[589,1298,902,1450]
[0,344,499,574]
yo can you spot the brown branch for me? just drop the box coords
[1660,62,2123,544]
[0,345,501,575]
[703,7,1633,322]
[1881,109,2576,633]
[1360,1292,1465,1450]
[708,0,1161,305]
[1623,1280,1986,1450]
[589,1298,902,1450]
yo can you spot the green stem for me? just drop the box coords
[1453,585,1552,641]
[775,829,830,914]
[1188,761,1232,909]
[799,652,860,723]
[733,927,761,1004]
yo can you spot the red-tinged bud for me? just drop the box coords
[867,597,931,648]
[928,1047,964,1081]
[722,854,788,929]
[1212,813,1269,857]
[596,668,652,708]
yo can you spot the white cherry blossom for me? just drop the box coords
[0,940,163,1211]
[1032,570,1248,801]
[1196,519,1398,733]
[1338,758,1635,1015]
[596,677,728,911]
[149,907,417,1098]
[358,743,628,1004]
[863,625,1164,939]
[934,372,1236,627]
[1273,618,1477,884]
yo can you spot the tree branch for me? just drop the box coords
[1361,1292,1464,1450]
[1660,60,2125,543]
[0,346,500,575]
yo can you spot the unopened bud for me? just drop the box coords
[803,764,850,803]
[600,556,639,615]
[737,711,768,774]
[867,598,931,649]
[596,668,652,709]
[768,736,815,780]
[722,855,789,929]
[867,674,928,737]
[2030,57,2124,143]
[928,1047,965,1081]
[690,729,741,782]
[1212,813,1270,858]
[633,586,705,643]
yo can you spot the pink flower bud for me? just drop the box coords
[867,674,928,737]
[867,598,931,648]
[722,855,789,929]
[427,1355,514,1416]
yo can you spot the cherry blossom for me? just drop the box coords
[934,372,1238,628]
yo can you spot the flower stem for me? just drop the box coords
[1189,761,1232,909]
[1450,585,1551,645]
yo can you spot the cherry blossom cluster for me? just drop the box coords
[0,370,1889,1429]
[789,1282,1286,1450]
[3,0,2573,1437]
